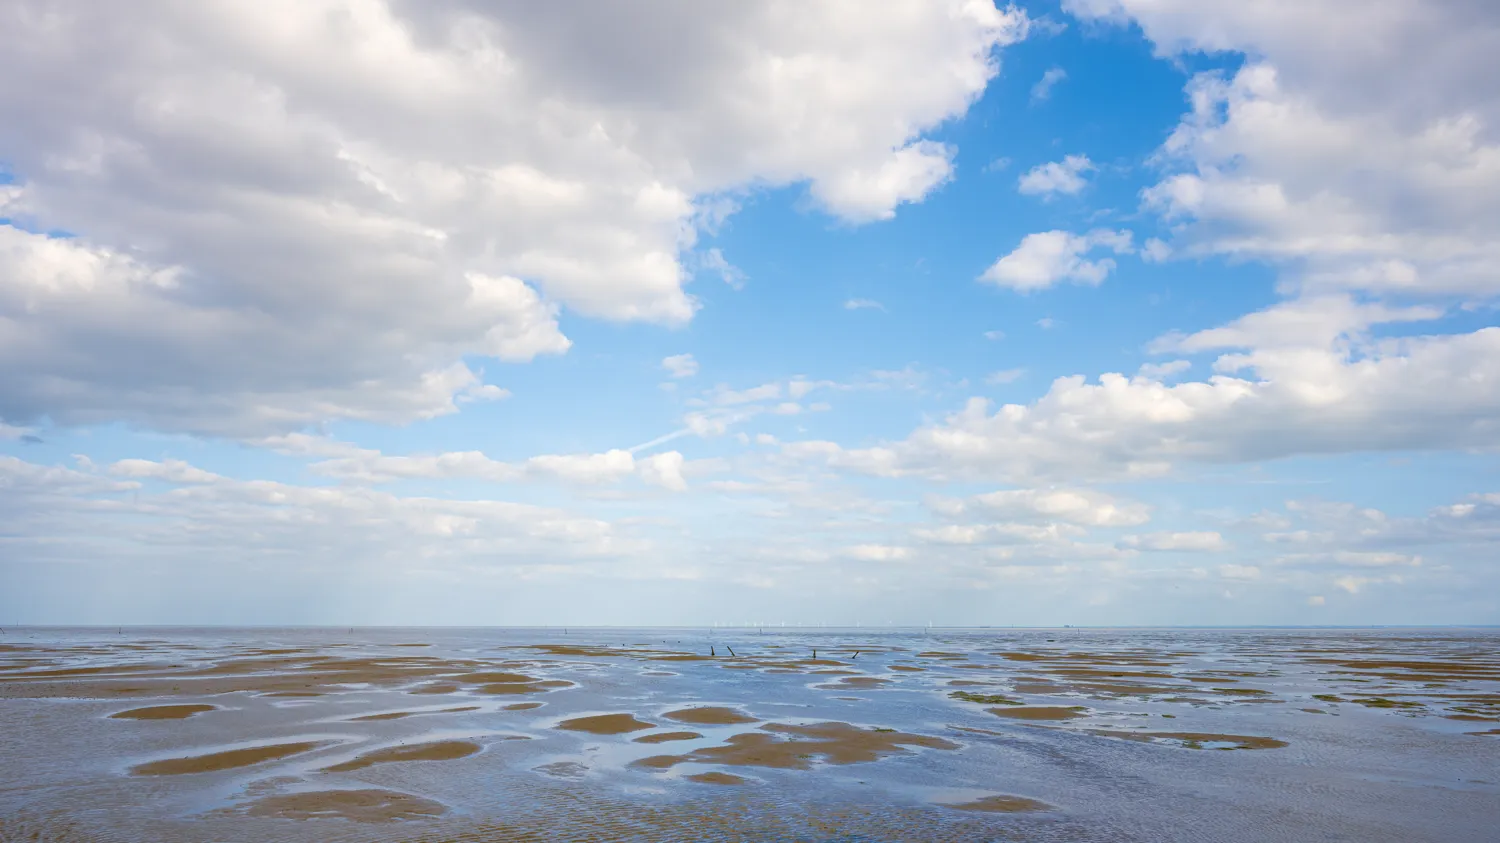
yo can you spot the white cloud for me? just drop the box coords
[985,368,1025,385]
[1031,66,1068,102]
[638,451,688,492]
[1151,295,1441,354]
[843,544,911,562]
[278,438,706,490]
[942,487,1151,527]
[1136,360,1190,380]
[109,458,221,485]
[526,450,637,485]
[662,353,699,379]
[1122,531,1226,551]
[698,248,746,290]
[980,229,1133,291]
[1017,154,1094,196]
[984,330,1006,341]
[1,454,640,571]
[912,522,1085,546]
[844,298,887,311]
[1307,594,1326,606]
[0,0,1029,435]
[1069,1,1500,299]
[787,322,1500,483]
[810,140,958,223]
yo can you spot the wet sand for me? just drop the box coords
[555,713,655,734]
[661,706,758,725]
[132,741,325,775]
[989,705,1089,720]
[320,740,483,772]
[110,704,217,720]
[2,626,1497,842]
[631,721,960,771]
[633,730,703,743]
[945,794,1052,812]
[242,789,446,821]
[686,771,748,785]
[347,706,479,721]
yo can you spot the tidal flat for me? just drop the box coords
[0,627,1496,842]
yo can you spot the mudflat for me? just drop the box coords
[0,626,1496,842]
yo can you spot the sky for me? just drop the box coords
[2,0,1499,627]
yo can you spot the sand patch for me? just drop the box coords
[687,772,747,785]
[132,741,324,775]
[949,691,1020,705]
[943,795,1051,813]
[1213,687,1273,697]
[1351,697,1425,709]
[989,706,1088,721]
[408,684,460,695]
[321,740,482,772]
[461,672,537,684]
[110,704,216,720]
[635,731,703,744]
[630,754,686,770]
[889,665,926,672]
[557,713,656,735]
[243,788,445,822]
[505,702,544,711]
[828,677,890,688]
[476,683,549,695]
[662,706,758,726]
[634,722,958,771]
[347,706,478,722]
[1088,730,1287,750]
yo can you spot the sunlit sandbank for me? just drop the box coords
[0,626,1496,841]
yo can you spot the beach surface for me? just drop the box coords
[0,626,1496,841]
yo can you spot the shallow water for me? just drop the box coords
[0,626,1496,841]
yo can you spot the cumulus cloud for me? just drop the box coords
[1069,0,1500,299]
[955,487,1152,527]
[638,451,688,492]
[698,248,746,290]
[1136,360,1190,381]
[1017,154,1094,196]
[785,321,1500,483]
[980,229,1133,291]
[1122,531,1227,552]
[843,544,911,562]
[844,298,887,311]
[1,454,642,572]
[0,0,1029,435]
[1150,295,1442,354]
[1030,67,1067,102]
[263,438,697,490]
[662,353,699,379]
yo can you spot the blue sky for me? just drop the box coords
[2,1,1498,626]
